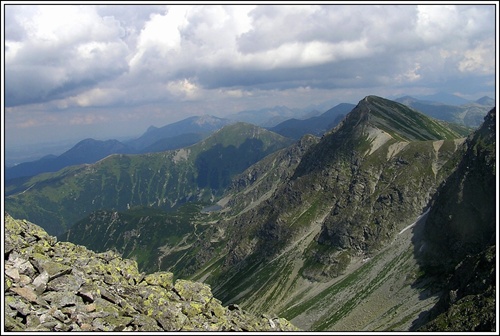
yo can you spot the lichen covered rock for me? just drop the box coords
[4,213,300,332]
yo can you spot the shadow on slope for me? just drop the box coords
[408,108,496,331]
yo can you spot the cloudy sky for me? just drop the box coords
[2,2,497,150]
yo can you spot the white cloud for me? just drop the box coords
[459,39,495,74]
[3,4,496,147]
[395,63,422,83]
[128,6,188,69]
[5,4,129,106]
[166,78,200,100]
[416,5,461,44]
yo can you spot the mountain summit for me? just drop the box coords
[294,95,465,177]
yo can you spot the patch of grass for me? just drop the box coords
[282,255,376,320]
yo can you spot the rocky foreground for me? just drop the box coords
[4,213,299,332]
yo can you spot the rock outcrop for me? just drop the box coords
[4,213,299,332]
[414,108,496,331]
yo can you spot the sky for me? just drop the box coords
[2,2,498,151]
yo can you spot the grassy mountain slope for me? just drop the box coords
[59,134,320,276]
[59,204,205,274]
[66,96,472,331]
[5,123,292,236]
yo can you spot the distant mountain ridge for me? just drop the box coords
[227,105,321,127]
[5,138,133,181]
[126,115,234,151]
[475,96,496,106]
[5,123,292,235]
[269,103,355,139]
[8,92,485,182]
[413,92,471,106]
[5,115,235,181]
[395,95,493,128]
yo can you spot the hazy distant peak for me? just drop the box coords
[192,115,232,126]
[475,96,495,106]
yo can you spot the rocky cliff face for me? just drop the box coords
[414,108,496,331]
[214,96,466,284]
[420,108,496,270]
[4,213,299,332]
[418,245,496,331]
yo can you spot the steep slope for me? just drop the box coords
[419,107,496,269]
[5,123,292,236]
[5,138,133,181]
[59,204,205,274]
[4,213,299,332]
[414,108,496,331]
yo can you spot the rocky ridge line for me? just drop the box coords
[4,213,299,332]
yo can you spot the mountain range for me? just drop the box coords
[4,95,496,332]
[227,105,311,127]
[125,115,234,152]
[269,103,355,139]
[395,95,494,128]
[5,139,133,181]
[3,104,351,182]
[7,94,491,182]
[5,122,292,235]
[5,116,235,181]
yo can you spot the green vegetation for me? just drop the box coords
[365,96,465,141]
[6,98,494,332]
[59,203,204,273]
[6,123,292,236]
